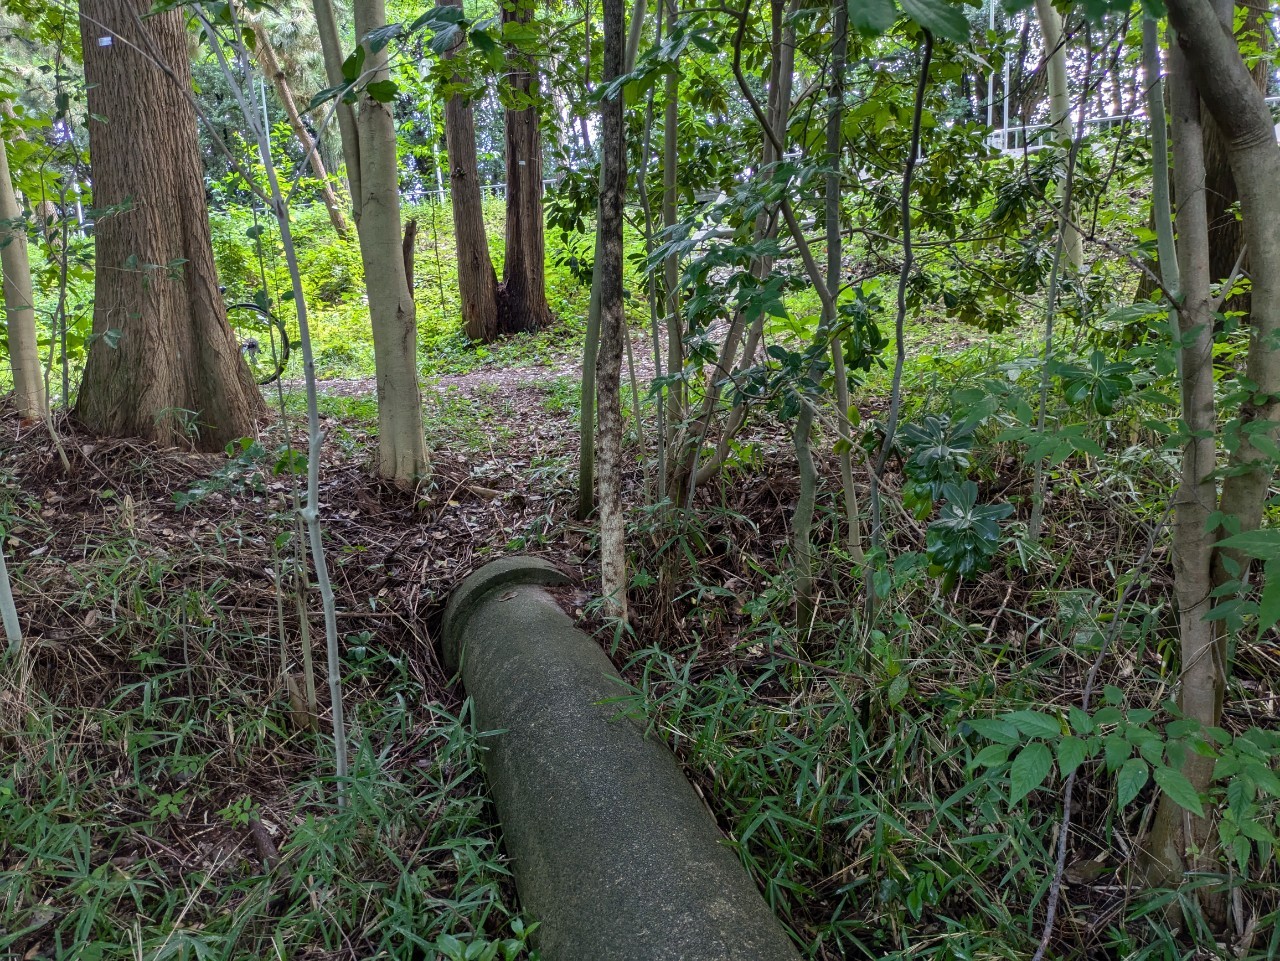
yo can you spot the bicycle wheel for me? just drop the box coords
[226,302,290,385]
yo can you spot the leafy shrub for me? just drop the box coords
[898,414,977,519]
[925,481,1013,590]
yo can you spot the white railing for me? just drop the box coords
[985,95,1280,154]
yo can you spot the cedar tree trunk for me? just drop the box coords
[441,0,499,341]
[77,0,263,449]
[498,0,553,335]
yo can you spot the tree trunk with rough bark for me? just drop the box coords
[250,19,349,238]
[499,0,553,335]
[596,0,627,618]
[441,0,499,341]
[77,0,263,450]
[351,0,429,484]
[0,131,45,420]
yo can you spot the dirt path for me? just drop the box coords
[279,328,660,401]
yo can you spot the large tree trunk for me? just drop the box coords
[249,19,349,238]
[0,131,45,420]
[498,0,553,335]
[351,0,428,484]
[441,0,499,341]
[77,0,263,450]
[596,0,627,618]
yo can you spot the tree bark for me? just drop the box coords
[499,0,553,335]
[1144,0,1280,904]
[250,19,349,238]
[826,0,863,565]
[0,131,45,419]
[576,0,647,521]
[1201,1,1269,314]
[1136,4,1269,306]
[351,0,429,484]
[441,0,499,341]
[76,0,263,450]
[661,0,682,499]
[312,0,361,218]
[596,0,628,618]
[1033,0,1083,271]
[1143,26,1220,892]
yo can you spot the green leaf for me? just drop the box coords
[341,44,366,83]
[1257,559,1280,638]
[1010,742,1053,804]
[1068,706,1093,735]
[971,743,1012,768]
[307,83,350,111]
[1153,765,1205,817]
[1103,733,1130,772]
[1217,529,1280,561]
[364,22,403,53]
[1057,736,1088,776]
[1003,710,1061,738]
[365,79,399,102]
[1231,833,1252,874]
[1116,757,1149,809]
[849,0,897,34]
[899,0,970,41]
[887,672,910,707]
[967,717,1021,745]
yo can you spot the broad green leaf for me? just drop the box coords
[1093,706,1122,726]
[1003,709,1061,738]
[899,0,970,41]
[341,44,365,83]
[1152,765,1204,817]
[1116,757,1149,808]
[1104,733,1130,772]
[1010,742,1053,804]
[887,672,910,707]
[1217,529,1280,561]
[966,717,1020,744]
[1057,736,1088,776]
[1231,834,1252,874]
[365,80,399,103]
[971,743,1012,768]
[1068,706,1093,735]
[849,0,897,34]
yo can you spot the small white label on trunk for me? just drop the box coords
[98,36,112,46]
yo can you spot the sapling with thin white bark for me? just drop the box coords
[194,3,349,794]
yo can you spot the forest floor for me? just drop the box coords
[3,319,1279,960]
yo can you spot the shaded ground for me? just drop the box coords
[4,337,1279,959]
